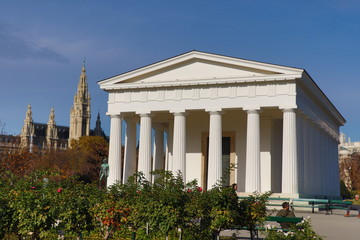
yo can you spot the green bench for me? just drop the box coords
[328,200,352,214]
[267,197,291,208]
[238,196,291,208]
[291,198,329,214]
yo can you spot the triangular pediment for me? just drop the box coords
[99,51,304,89]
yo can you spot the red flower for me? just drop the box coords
[31,186,36,189]
[57,188,62,193]
[187,189,192,193]
[197,187,203,192]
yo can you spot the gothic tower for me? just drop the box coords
[69,63,91,146]
[20,104,35,150]
[46,107,58,148]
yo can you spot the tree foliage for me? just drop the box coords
[339,153,360,191]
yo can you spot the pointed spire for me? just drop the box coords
[47,107,58,144]
[25,104,33,123]
[69,61,91,146]
[21,104,35,148]
[82,57,86,74]
[48,107,56,125]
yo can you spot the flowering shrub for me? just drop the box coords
[0,170,323,240]
[239,191,272,240]
[263,216,323,240]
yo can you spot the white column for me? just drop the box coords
[153,127,165,171]
[296,113,304,194]
[172,112,186,180]
[303,118,310,195]
[325,134,332,196]
[314,127,321,195]
[308,122,316,195]
[320,130,326,195]
[281,108,298,194]
[107,115,122,187]
[166,120,174,172]
[333,138,341,196]
[123,118,137,183]
[138,113,152,181]
[245,109,261,192]
[260,117,272,192]
[207,111,222,189]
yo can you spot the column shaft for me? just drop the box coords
[138,114,152,181]
[333,138,341,196]
[207,111,222,189]
[303,118,310,195]
[245,109,261,192]
[172,112,186,180]
[107,115,122,187]
[282,108,298,194]
[166,121,174,172]
[296,114,304,194]
[123,118,137,183]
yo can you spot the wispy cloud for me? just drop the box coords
[0,22,68,63]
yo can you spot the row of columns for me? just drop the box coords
[298,114,340,197]
[107,110,224,188]
[107,108,340,197]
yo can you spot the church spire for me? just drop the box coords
[69,62,91,146]
[20,104,35,149]
[47,107,58,148]
[48,107,56,125]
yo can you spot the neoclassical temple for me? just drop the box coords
[99,51,345,198]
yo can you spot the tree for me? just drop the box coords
[68,136,109,182]
[0,149,38,177]
[239,192,271,240]
[53,178,102,240]
[8,171,57,239]
[339,153,360,191]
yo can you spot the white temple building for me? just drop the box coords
[338,132,360,157]
[98,51,345,198]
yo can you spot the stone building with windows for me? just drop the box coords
[20,65,107,151]
[99,51,345,198]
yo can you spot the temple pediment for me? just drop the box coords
[99,51,304,90]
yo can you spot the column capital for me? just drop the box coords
[136,110,151,115]
[107,113,123,118]
[205,107,222,113]
[208,110,223,116]
[172,111,188,117]
[279,105,297,111]
[137,112,153,118]
[243,106,261,111]
[170,109,186,114]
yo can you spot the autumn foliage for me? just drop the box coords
[0,136,108,182]
[339,153,360,192]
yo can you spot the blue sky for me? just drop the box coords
[1,1,360,140]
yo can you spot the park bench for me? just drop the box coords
[238,196,291,208]
[328,200,352,214]
[291,198,329,214]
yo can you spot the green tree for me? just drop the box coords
[239,191,272,240]
[69,136,109,182]
[8,171,57,239]
[0,173,14,239]
[52,178,103,240]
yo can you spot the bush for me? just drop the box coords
[263,216,323,240]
